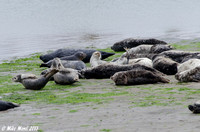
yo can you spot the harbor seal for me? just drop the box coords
[51,58,79,85]
[80,64,164,79]
[111,69,169,85]
[90,51,108,67]
[40,60,86,70]
[128,58,153,67]
[177,59,200,73]
[40,52,86,67]
[12,68,58,90]
[159,50,200,63]
[40,49,115,63]
[152,55,178,75]
[188,100,200,114]
[150,44,173,54]
[111,38,167,51]
[0,100,19,111]
[175,66,200,82]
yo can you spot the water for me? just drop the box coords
[1,0,200,62]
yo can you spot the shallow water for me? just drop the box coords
[1,0,200,62]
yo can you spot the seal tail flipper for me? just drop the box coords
[160,77,170,83]
[7,102,20,108]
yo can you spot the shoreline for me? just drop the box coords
[1,40,200,131]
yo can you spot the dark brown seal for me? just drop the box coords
[111,69,169,85]
[111,38,167,51]
[80,64,164,79]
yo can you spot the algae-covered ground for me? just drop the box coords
[0,41,200,132]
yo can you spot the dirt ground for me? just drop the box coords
[0,75,200,132]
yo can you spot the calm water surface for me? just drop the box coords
[1,0,200,62]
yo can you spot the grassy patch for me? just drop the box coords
[170,41,200,51]
[69,109,78,113]
[32,113,41,116]
[100,129,112,132]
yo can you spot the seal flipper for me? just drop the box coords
[0,101,19,111]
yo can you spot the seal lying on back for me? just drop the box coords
[160,50,200,63]
[40,49,115,63]
[80,64,164,79]
[111,38,167,51]
[40,60,86,70]
[111,69,169,85]
[90,51,108,67]
[175,66,200,82]
[51,58,79,85]
[152,55,178,75]
[188,100,200,114]
[0,100,19,111]
[12,68,58,90]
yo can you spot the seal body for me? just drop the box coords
[111,38,167,51]
[111,70,169,85]
[128,58,153,67]
[177,59,200,73]
[175,66,200,82]
[152,55,178,75]
[40,60,86,70]
[160,50,200,63]
[188,100,200,114]
[150,44,173,54]
[40,49,115,63]
[51,58,79,85]
[90,51,108,67]
[0,100,19,111]
[12,68,58,90]
[80,64,163,79]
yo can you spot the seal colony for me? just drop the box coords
[6,37,200,113]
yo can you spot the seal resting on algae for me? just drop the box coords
[0,100,19,111]
[152,55,178,75]
[48,58,80,85]
[80,64,164,79]
[12,68,58,90]
[110,69,169,85]
[40,49,115,63]
[111,38,167,52]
